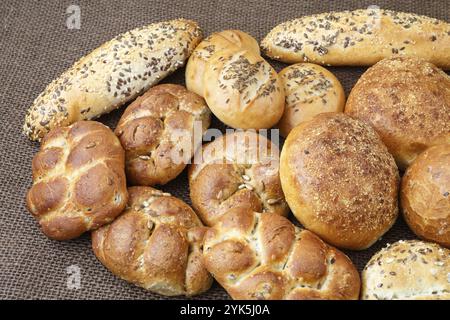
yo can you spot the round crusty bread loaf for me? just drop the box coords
[362,240,450,300]
[189,130,288,226]
[26,121,128,240]
[92,186,212,297]
[401,144,450,248]
[280,113,400,250]
[345,56,450,171]
[203,207,361,300]
[203,49,285,129]
[115,84,210,186]
[186,30,260,96]
[277,63,345,137]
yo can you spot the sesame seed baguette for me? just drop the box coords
[23,19,203,141]
[261,9,450,69]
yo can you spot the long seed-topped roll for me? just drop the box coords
[23,19,202,141]
[261,9,450,69]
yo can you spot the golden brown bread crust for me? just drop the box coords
[189,131,288,226]
[26,121,127,240]
[203,49,285,129]
[280,113,399,250]
[261,9,450,69]
[92,186,212,297]
[401,144,450,248]
[186,30,260,96]
[23,19,203,141]
[115,84,211,186]
[362,240,450,300]
[277,63,345,137]
[345,56,450,171]
[203,207,361,300]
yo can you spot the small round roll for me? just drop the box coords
[401,144,450,247]
[186,30,260,96]
[362,240,450,300]
[277,63,345,137]
[280,113,399,250]
[203,49,285,129]
[189,130,288,226]
[345,56,450,171]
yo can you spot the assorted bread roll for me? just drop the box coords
[23,19,203,141]
[189,130,288,226]
[92,186,212,297]
[345,56,450,170]
[26,121,127,240]
[186,30,260,96]
[115,84,211,186]
[277,63,345,137]
[362,240,450,300]
[22,11,450,300]
[203,207,361,300]
[280,113,400,250]
[401,144,450,248]
[261,9,450,69]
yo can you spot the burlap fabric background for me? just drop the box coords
[0,0,448,300]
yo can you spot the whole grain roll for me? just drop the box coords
[186,30,260,96]
[362,240,450,300]
[345,56,450,171]
[203,49,285,129]
[401,144,450,248]
[280,113,399,250]
[277,63,345,137]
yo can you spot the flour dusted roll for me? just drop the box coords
[203,49,285,129]
[186,30,260,96]
[401,144,450,247]
[345,56,450,170]
[277,63,345,137]
[261,9,450,69]
[203,207,360,300]
[362,240,450,300]
[280,113,399,250]
[23,19,202,141]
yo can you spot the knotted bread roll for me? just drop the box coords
[92,186,212,297]
[189,131,288,226]
[26,121,127,240]
[280,113,399,250]
[115,84,211,186]
[203,207,361,300]
[362,240,450,300]
[186,30,260,96]
[24,19,202,141]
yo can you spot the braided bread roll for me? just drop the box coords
[186,30,260,96]
[26,121,127,240]
[92,186,212,297]
[203,207,361,300]
[189,131,288,226]
[23,19,202,141]
[115,84,211,186]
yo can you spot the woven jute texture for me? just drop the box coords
[0,0,448,300]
